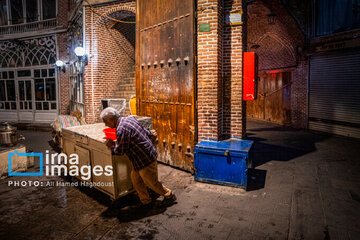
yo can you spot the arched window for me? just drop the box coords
[0,36,56,68]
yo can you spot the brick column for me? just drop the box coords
[223,0,246,138]
[292,59,308,129]
[58,32,70,115]
[197,0,223,141]
[57,0,70,115]
[197,0,245,140]
[84,6,96,123]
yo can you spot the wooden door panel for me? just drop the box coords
[74,145,91,182]
[265,73,282,123]
[247,73,265,119]
[137,0,194,171]
[247,72,291,125]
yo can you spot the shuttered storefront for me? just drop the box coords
[309,49,360,139]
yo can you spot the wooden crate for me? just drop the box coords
[62,123,133,199]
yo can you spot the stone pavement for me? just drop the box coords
[0,120,360,239]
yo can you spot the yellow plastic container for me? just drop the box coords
[129,95,136,115]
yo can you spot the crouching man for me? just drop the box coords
[101,107,176,208]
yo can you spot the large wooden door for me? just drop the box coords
[247,72,291,125]
[136,0,195,171]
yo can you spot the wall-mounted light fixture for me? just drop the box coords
[74,46,88,74]
[267,13,276,25]
[55,60,66,72]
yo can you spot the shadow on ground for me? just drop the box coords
[103,199,172,222]
[101,192,177,222]
[249,140,310,168]
[247,169,267,191]
[246,122,329,191]
[248,123,330,168]
[70,178,174,223]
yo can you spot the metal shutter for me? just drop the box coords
[309,49,360,139]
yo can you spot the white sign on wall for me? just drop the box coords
[225,11,243,26]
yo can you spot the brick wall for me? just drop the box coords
[197,0,245,141]
[57,0,69,28]
[223,0,245,138]
[84,1,136,123]
[57,0,70,115]
[111,18,136,116]
[197,0,223,141]
[292,60,308,129]
[81,0,247,136]
[247,1,307,129]
[57,32,71,115]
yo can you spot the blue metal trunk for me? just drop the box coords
[194,138,253,189]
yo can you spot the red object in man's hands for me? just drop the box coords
[103,128,117,141]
